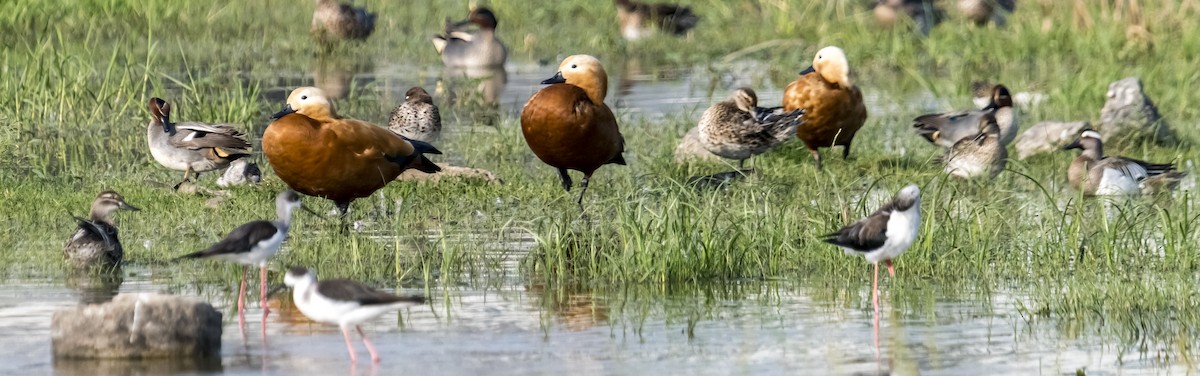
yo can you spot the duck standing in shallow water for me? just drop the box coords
[146,98,252,187]
[913,84,1018,147]
[521,55,626,208]
[941,113,1007,179]
[782,46,868,170]
[697,88,804,169]
[281,267,426,363]
[1062,130,1184,196]
[613,0,699,41]
[311,0,376,46]
[64,191,140,269]
[263,87,441,215]
[176,191,313,325]
[388,87,442,143]
[432,7,506,68]
[823,184,921,312]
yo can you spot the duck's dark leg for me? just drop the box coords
[557,168,573,192]
[335,201,351,217]
[576,173,593,210]
[842,139,853,159]
[738,159,746,170]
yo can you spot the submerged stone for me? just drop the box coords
[51,293,221,359]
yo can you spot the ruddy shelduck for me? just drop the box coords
[264,87,441,215]
[520,55,626,207]
[782,46,868,170]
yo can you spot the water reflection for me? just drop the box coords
[313,53,376,100]
[53,356,223,376]
[64,269,124,304]
[526,282,608,332]
[437,65,507,126]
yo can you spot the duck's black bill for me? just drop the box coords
[799,66,815,75]
[1062,140,1083,150]
[540,72,566,85]
[272,104,296,119]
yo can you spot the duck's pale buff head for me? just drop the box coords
[730,88,758,113]
[808,46,852,88]
[274,87,337,120]
[542,55,609,105]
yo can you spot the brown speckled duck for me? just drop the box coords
[311,0,377,45]
[782,46,868,170]
[697,88,804,169]
[614,0,699,40]
[388,87,442,143]
[941,113,1007,179]
[64,191,140,269]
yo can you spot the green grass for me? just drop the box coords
[3,0,1200,359]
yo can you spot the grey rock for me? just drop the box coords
[52,293,221,359]
[1097,77,1172,144]
[216,159,262,187]
[398,164,502,185]
[674,126,721,163]
[1014,121,1090,160]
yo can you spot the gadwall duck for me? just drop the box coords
[388,86,442,143]
[873,0,943,35]
[782,46,869,170]
[913,84,1017,147]
[958,0,1015,26]
[311,0,376,45]
[697,88,804,169]
[64,191,140,269]
[280,267,426,363]
[432,7,507,68]
[941,113,1007,179]
[822,184,921,311]
[176,190,315,324]
[614,0,699,41]
[264,87,441,215]
[1063,130,1184,196]
[146,98,252,186]
[520,55,627,208]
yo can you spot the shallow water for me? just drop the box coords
[5,56,1194,375]
[0,269,1189,375]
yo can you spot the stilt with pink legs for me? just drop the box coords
[174,190,315,330]
[282,267,426,363]
[822,184,921,314]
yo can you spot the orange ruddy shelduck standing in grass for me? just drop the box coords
[782,46,868,170]
[520,55,626,208]
[263,87,441,215]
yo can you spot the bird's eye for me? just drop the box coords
[301,95,308,100]
[571,64,577,69]
[818,55,823,59]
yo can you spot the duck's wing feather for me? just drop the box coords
[169,122,253,152]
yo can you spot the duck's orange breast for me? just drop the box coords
[520,84,624,173]
[783,74,868,148]
[262,114,411,202]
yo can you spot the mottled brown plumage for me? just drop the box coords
[697,88,803,168]
[388,87,442,143]
[311,0,376,46]
[263,87,440,215]
[941,113,1007,179]
[782,46,868,169]
[614,0,699,40]
[520,55,626,207]
[64,191,139,269]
